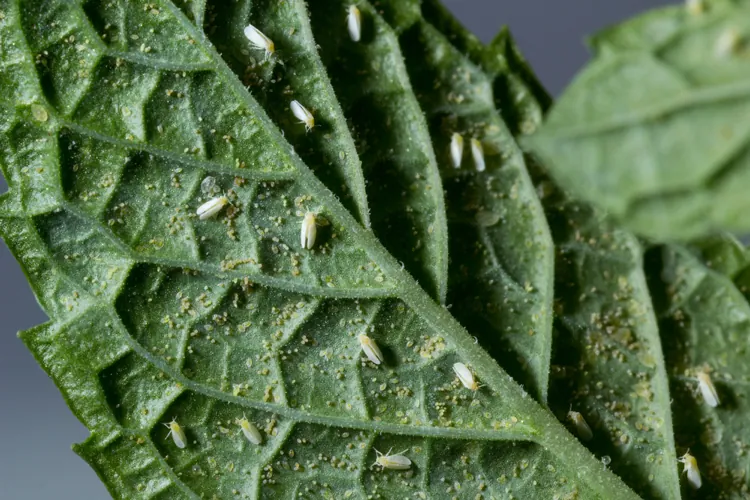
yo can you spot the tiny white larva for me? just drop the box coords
[300,212,317,249]
[453,362,479,391]
[679,451,702,489]
[164,417,187,449]
[236,414,262,445]
[696,371,720,407]
[347,5,362,42]
[450,133,464,168]
[197,196,228,220]
[243,23,275,60]
[374,448,411,470]
[567,409,593,441]
[290,100,315,132]
[358,334,383,365]
[471,138,485,172]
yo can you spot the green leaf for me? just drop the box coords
[0,0,639,498]
[422,8,682,499]
[588,0,742,56]
[301,0,449,302]
[488,20,750,499]
[544,209,680,499]
[374,0,556,403]
[191,0,371,226]
[689,232,750,278]
[420,0,551,135]
[646,240,750,497]
[197,0,451,302]
[473,22,750,497]
[528,1,750,241]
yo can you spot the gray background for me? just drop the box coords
[0,1,673,498]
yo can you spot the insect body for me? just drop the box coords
[347,5,362,42]
[453,362,479,391]
[686,0,704,15]
[243,23,275,60]
[471,138,485,172]
[450,132,464,168]
[678,451,702,489]
[567,408,593,441]
[164,417,187,449]
[374,448,411,470]
[358,334,384,365]
[197,196,228,220]
[236,414,262,445]
[696,371,720,407]
[716,28,741,58]
[300,212,317,249]
[290,100,315,132]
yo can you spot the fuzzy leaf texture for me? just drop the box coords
[528,0,750,241]
[198,0,450,302]
[420,7,681,498]
[361,0,556,403]
[0,1,642,499]
[646,238,750,499]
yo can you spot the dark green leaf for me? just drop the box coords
[647,241,750,498]
[420,0,551,134]
[305,0,449,302]
[422,7,682,498]
[375,0,556,404]
[0,0,638,498]
[198,0,451,302]
[689,232,750,278]
[200,0,370,225]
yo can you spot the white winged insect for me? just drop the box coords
[196,195,228,220]
[678,451,702,489]
[235,414,262,445]
[453,362,479,391]
[567,407,593,441]
[450,132,464,168]
[686,0,705,15]
[373,448,411,470]
[290,100,315,132]
[347,5,362,42]
[164,417,187,449]
[358,334,384,365]
[243,23,275,60]
[696,370,720,407]
[300,211,317,249]
[471,138,485,172]
[715,28,741,58]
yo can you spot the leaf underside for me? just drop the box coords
[419,5,684,499]
[425,4,750,498]
[199,0,450,303]
[645,238,750,499]
[0,1,643,499]
[374,0,556,404]
[5,0,750,498]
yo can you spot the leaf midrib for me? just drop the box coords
[48,299,538,442]
[137,2,548,432]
